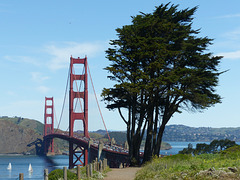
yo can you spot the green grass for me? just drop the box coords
[0,117,44,135]
[48,166,111,180]
[49,169,78,180]
[135,146,240,180]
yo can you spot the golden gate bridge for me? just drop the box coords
[43,56,131,169]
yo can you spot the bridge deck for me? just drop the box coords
[44,133,131,168]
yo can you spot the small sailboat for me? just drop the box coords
[28,163,33,172]
[7,163,12,170]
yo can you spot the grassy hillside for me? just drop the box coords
[0,117,68,155]
[0,119,42,154]
[135,146,240,179]
[0,116,43,135]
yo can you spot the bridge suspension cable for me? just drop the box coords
[55,64,70,133]
[87,64,111,142]
[54,105,59,132]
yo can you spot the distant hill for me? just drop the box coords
[0,116,68,155]
[0,117,42,154]
[162,125,240,142]
[104,131,127,145]
[0,116,44,135]
[103,131,171,150]
[102,125,240,143]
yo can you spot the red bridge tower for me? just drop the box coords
[69,56,89,168]
[44,97,54,154]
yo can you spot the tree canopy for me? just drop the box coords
[179,139,237,155]
[102,3,224,165]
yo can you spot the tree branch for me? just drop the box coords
[118,107,128,125]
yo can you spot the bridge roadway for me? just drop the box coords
[44,133,130,168]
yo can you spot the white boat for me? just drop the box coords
[7,163,12,170]
[28,163,33,172]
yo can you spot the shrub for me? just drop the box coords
[49,169,77,180]
[179,139,237,155]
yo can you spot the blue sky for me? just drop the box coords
[1,0,240,131]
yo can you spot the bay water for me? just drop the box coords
[0,155,68,179]
[0,141,209,179]
[160,141,209,155]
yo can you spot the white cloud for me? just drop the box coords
[7,91,17,96]
[44,41,107,70]
[4,55,41,66]
[219,50,240,60]
[31,72,49,83]
[223,28,240,41]
[36,86,50,93]
[215,13,240,19]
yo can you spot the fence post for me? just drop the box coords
[77,165,81,180]
[95,161,98,171]
[63,167,67,180]
[44,169,48,180]
[86,164,90,178]
[119,163,123,169]
[103,159,105,170]
[19,173,24,180]
[97,161,100,171]
[89,163,93,177]
[103,158,107,170]
[92,160,95,171]
[99,160,103,172]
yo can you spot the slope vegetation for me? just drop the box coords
[136,146,240,179]
[0,118,42,154]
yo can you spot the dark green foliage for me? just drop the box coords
[179,139,236,155]
[89,132,108,143]
[221,145,240,155]
[102,2,224,165]
[49,169,77,180]
[104,132,127,145]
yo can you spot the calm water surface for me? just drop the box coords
[0,155,68,179]
[160,141,209,155]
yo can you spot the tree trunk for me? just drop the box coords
[143,105,154,163]
[143,121,152,163]
[127,106,133,165]
[154,123,166,156]
[152,104,159,154]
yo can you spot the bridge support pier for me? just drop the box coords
[69,56,89,168]
[69,143,88,169]
[44,97,54,154]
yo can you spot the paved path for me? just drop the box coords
[104,167,141,180]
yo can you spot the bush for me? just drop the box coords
[49,169,77,180]
[221,145,240,155]
[179,139,236,155]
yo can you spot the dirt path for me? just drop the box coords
[104,167,141,180]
